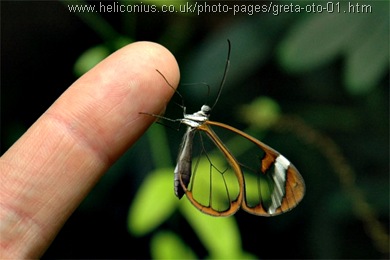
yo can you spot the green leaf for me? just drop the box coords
[150,231,197,259]
[278,12,357,73]
[182,16,273,100]
[238,96,281,130]
[344,12,388,95]
[73,37,132,76]
[146,125,173,169]
[127,168,178,236]
[180,199,254,259]
[73,45,110,76]
[278,3,389,96]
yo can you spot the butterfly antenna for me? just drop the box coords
[210,39,231,110]
[156,69,185,110]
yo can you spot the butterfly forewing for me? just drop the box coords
[205,121,305,216]
[181,126,243,216]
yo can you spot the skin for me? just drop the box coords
[0,41,180,258]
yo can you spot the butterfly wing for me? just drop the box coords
[178,124,244,216]
[205,121,305,217]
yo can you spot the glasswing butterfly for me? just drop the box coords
[142,40,305,217]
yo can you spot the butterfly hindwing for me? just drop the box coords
[179,124,243,216]
[197,121,305,216]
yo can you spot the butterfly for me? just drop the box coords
[143,40,305,217]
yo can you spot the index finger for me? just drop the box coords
[0,41,179,258]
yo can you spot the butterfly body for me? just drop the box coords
[174,105,211,199]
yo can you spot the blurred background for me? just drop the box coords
[1,1,389,259]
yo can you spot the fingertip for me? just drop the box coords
[125,41,180,115]
[51,41,180,161]
[97,41,180,116]
[114,41,180,138]
[132,41,180,86]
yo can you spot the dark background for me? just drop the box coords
[2,1,389,259]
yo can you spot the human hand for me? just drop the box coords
[0,42,179,258]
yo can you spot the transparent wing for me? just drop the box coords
[178,124,244,216]
[203,121,305,217]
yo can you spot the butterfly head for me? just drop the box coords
[200,105,211,117]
